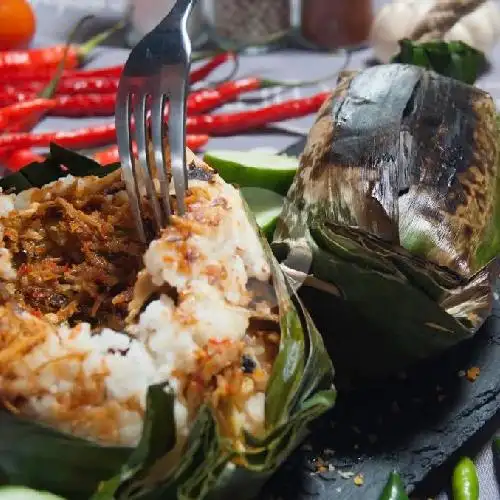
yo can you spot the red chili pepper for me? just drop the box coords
[0,51,227,84]
[65,52,233,83]
[57,64,124,80]
[34,81,252,118]
[0,93,328,151]
[44,80,259,117]
[93,134,210,165]
[0,98,57,132]
[0,46,79,75]
[187,78,262,114]
[186,92,330,135]
[189,52,234,84]
[2,77,119,96]
[189,76,337,115]
[0,65,120,86]
[3,149,45,172]
[0,21,123,78]
[60,76,119,94]
[0,124,117,151]
[0,89,34,107]
[0,81,249,113]
[49,94,116,117]
[92,145,124,165]
[0,51,233,91]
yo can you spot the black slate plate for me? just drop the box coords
[260,138,500,499]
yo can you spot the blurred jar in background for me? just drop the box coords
[300,0,373,49]
[202,0,291,53]
[127,0,206,48]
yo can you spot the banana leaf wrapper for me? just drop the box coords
[272,64,500,385]
[0,146,336,500]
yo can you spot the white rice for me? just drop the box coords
[0,168,273,448]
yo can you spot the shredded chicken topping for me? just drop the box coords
[1,171,150,330]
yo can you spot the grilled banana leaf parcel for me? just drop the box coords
[0,147,335,500]
[273,64,500,383]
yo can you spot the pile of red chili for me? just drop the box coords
[0,34,332,172]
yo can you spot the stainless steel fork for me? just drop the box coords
[115,0,198,242]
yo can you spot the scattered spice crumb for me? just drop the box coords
[435,385,443,392]
[317,461,326,468]
[324,448,335,456]
[458,370,466,377]
[437,394,446,403]
[466,366,480,382]
[351,425,361,434]
[353,474,364,486]
[354,444,359,450]
[314,457,327,473]
[302,443,312,452]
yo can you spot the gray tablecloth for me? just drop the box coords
[28,1,500,499]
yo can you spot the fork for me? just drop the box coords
[115,0,198,242]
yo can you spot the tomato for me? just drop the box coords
[0,0,36,50]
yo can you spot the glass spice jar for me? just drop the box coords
[126,0,207,49]
[202,0,292,53]
[300,0,373,50]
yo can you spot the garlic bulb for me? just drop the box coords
[370,0,500,63]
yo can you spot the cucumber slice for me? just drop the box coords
[203,150,298,195]
[240,187,284,239]
[0,486,64,499]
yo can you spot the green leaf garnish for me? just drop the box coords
[392,39,487,84]
[0,411,130,499]
[0,144,119,195]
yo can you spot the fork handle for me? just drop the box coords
[158,0,198,26]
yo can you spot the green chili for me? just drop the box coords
[452,457,479,500]
[378,471,409,500]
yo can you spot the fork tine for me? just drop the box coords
[115,88,146,243]
[167,79,189,215]
[133,93,165,232]
[116,0,196,234]
[151,93,171,221]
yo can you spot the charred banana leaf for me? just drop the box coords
[0,149,336,500]
[273,64,499,384]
